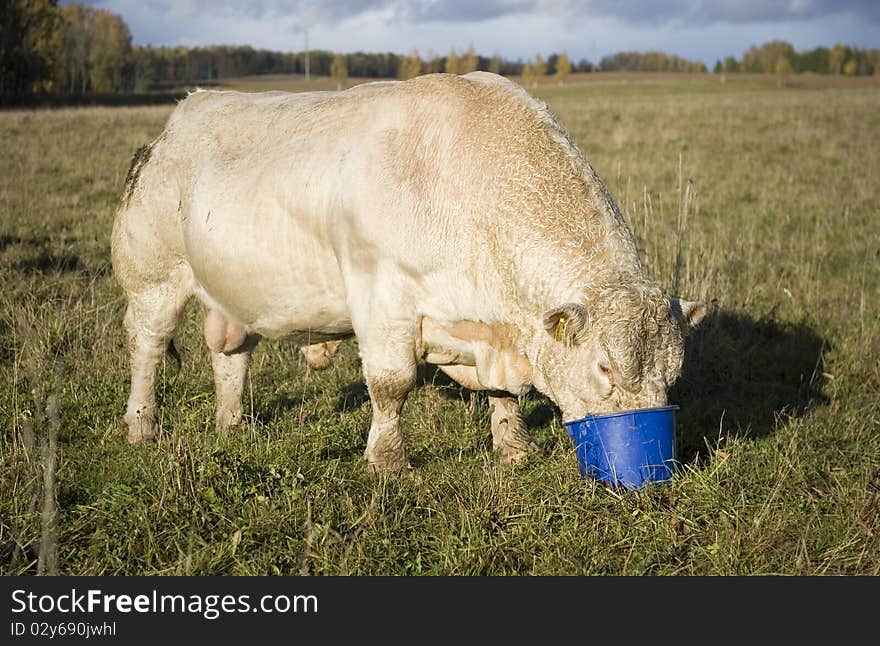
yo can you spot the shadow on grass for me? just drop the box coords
[12,250,83,274]
[670,309,828,463]
[0,234,48,251]
[335,366,478,414]
[1,234,112,277]
[337,382,369,413]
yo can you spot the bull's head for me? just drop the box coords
[531,277,705,421]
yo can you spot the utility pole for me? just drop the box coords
[304,29,310,81]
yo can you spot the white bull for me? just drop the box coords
[111,72,705,472]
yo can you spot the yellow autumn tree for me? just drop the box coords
[424,49,441,74]
[774,56,792,87]
[330,54,347,90]
[533,54,545,87]
[399,49,422,80]
[521,62,535,88]
[444,48,459,75]
[489,53,501,75]
[829,43,846,75]
[88,8,132,92]
[461,45,478,74]
[555,51,571,84]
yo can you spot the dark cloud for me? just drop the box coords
[578,1,690,25]
[84,0,880,27]
[99,1,391,25]
[692,0,880,24]
[400,0,880,25]
[397,0,537,23]
[582,0,880,25]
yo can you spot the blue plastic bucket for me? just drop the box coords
[564,405,678,491]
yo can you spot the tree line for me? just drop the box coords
[3,1,879,106]
[713,40,880,76]
[598,51,707,73]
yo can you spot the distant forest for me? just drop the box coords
[2,0,879,105]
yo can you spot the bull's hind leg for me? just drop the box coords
[122,273,191,444]
[488,395,539,464]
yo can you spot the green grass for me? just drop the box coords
[1,77,878,575]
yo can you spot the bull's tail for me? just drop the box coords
[120,143,153,210]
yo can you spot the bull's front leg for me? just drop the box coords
[488,395,539,464]
[359,326,418,474]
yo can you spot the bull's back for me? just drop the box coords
[164,82,490,332]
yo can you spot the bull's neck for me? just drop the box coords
[469,137,644,320]
[499,210,645,316]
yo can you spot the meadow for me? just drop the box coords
[1,74,878,575]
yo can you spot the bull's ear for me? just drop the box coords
[543,303,589,346]
[670,298,707,335]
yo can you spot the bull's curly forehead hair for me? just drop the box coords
[592,273,684,393]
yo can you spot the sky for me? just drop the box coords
[72,1,880,66]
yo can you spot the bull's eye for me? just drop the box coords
[598,362,613,380]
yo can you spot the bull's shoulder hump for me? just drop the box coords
[461,70,523,93]
[167,89,239,125]
[406,72,559,130]
[356,72,528,108]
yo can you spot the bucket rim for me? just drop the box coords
[563,404,680,428]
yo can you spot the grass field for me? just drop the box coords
[2,75,878,575]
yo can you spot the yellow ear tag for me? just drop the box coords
[555,316,567,344]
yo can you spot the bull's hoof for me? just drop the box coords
[364,451,410,475]
[498,439,540,465]
[124,406,158,444]
[126,417,159,445]
[215,407,243,431]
